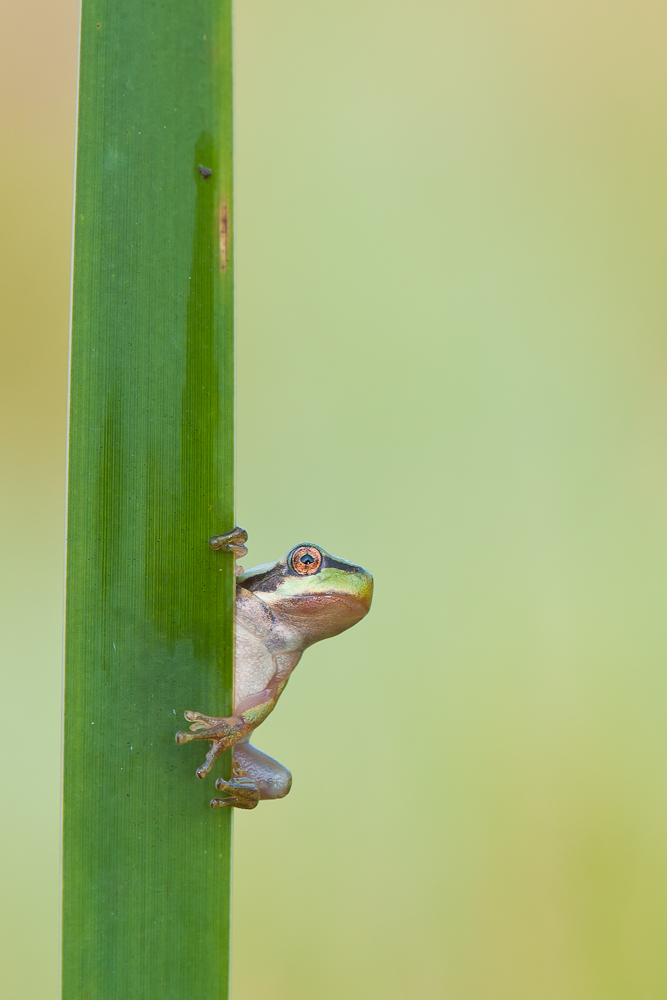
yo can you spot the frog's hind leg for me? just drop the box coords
[211,743,292,809]
[235,742,293,799]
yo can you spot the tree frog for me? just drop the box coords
[175,528,373,809]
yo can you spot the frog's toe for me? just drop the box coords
[209,526,248,574]
[175,728,196,744]
[175,723,215,743]
[184,710,209,723]
[195,740,227,779]
[211,776,260,810]
[177,710,233,738]
[209,525,247,552]
[183,709,227,729]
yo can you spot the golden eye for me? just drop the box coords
[290,545,322,576]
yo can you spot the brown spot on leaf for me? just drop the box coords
[220,203,228,270]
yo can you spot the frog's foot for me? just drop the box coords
[175,710,243,779]
[209,526,248,575]
[211,772,260,810]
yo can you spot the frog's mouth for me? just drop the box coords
[270,591,371,625]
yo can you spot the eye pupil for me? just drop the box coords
[301,555,313,565]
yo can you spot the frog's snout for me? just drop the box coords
[353,568,374,614]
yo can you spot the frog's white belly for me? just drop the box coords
[234,622,276,708]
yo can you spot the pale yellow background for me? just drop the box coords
[4,2,667,997]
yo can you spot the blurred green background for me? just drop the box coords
[4,0,667,997]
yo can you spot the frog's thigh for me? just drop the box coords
[234,742,292,800]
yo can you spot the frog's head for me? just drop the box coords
[238,543,373,644]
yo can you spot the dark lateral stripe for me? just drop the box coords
[245,569,281,591]
[323,555,363,574]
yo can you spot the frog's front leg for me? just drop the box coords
[175,677,287,778]
[209,525,248,574]
[211,742,292,809]
[174,711,248,779]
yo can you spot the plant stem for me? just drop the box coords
[63,2,234,996]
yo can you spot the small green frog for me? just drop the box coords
[175,528,373,809]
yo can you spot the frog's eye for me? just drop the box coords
[290,545,322,576]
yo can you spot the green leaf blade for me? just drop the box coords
[63,3,234,997]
